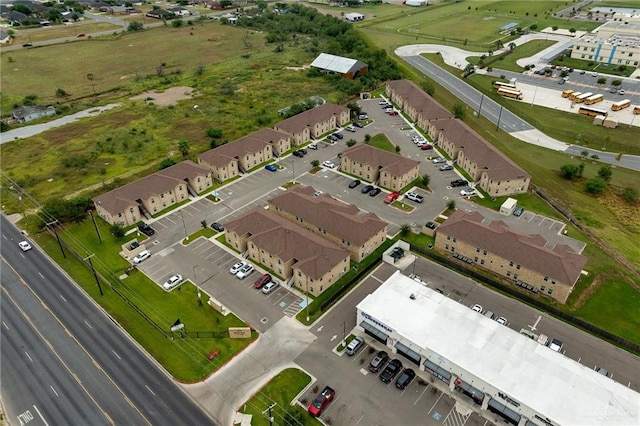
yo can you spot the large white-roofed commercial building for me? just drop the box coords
[356,271,640,426]
[310,53,368,79]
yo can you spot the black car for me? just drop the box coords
[361,184,374,194]
[130,241,140,250]
[349,179,361,189]
[298,148,307,155]
[293,150,305,158]
[368,188,382,197]
[353,121,364,128]
[211,222,224,232]
[380,359,402,383]
[513,207,524,217]
[333,133,344,139]
[138,223,155,236]
[368,350,389,373]
[450,179,468,188]
[395,368,416,390]
[425,221,437,230]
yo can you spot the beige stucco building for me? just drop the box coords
[225,208,350,296]
[93,160,212,226]
[571,17,640,67]
[386,79,453,130]
[435,210,587,303]
[268,185,388,262]
[274,103,350,145]
[340,144,420,191]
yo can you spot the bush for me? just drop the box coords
[621,187,639,203]
[110,223,126,238]
[584,177,607,194]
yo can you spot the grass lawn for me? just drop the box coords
[35,217,256,382]
[467,40,557,72]
[551,55,636,77]
[466,73,640,156]
[10,22,122,45]
[366,133,396,152]
[238,368,319,426]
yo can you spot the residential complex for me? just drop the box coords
[268,185,388,262]
[340,144,420,192]
[224,207,350,296]
[93,160,212,226]
[274,103,350,145]
[435,210,587,303]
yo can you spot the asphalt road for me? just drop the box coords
[0,215,217,426]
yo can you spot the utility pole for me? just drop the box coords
[478,94,484,116]
[84,254,104,296]
[496,105,504,131]
[46,220,66,259]
[193,265,202,306]
[180,210,189,241]
[268,402,275,426]
[88,209,102,243]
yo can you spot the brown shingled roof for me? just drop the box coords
[268,185,388,246]
[439,210,587,285]
[274,103,348,134]
[343,144,420,176]
[387,80,453,120]
[435,118,529,181]
[225,208,349,280]
[93,160,207,215]
[198,128,283,167]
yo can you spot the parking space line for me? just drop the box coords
[414,385,429,405]
[427,392,443,414]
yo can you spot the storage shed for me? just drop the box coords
[500,197,517,216]
[310,53,368,79]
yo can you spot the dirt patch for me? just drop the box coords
[130,86,199,107]
[573,273,607,310]
[285,64,311,71]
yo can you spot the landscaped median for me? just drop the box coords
[36,217,256,382]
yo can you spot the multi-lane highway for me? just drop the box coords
[0,215,216,426]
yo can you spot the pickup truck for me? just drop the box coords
[308,386,335,417]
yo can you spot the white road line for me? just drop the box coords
[427,392,443,414]
[38,272,45,279]
[356,414,365,424]
[84,320,92,329]
[59,295,67,302]
[112,350,121,360]
[50,385,59,397]
[145,385,155,396]
[25,351,33,362]
[2,321,8,330]
[32,405,49,426]
[414,385,428,405]
[2,234,7,240]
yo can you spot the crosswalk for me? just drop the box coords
[442,402,473,426]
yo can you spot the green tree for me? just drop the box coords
[452,103,466,120]
[611,79,622,88]
[364,134,371,142]
[421,174,431,187]
[13,4,32,15]
[421,81,435,96]
[597,77,607,86]
[86,73,96,96]
[552,26,558,31]
[560,164,580,180]
[597,165,612,182]
[399,224,411,237]
[508,42,516,51]
[346,139,357,147]
[110,223,125,238]
[55,88,68,97]
[128,21,144,31]
[160,158,177,169]
[178,140,190,159]
[220,0,232,7]
[530,24,538,30]
[347,101,361,117]
[569,28,576,35]
[395,145,401,153]
[621,187,639,203]
[311,159,320,167]
[446,199,456,211]
[585,177,607,194]
[201,219,207,229]
[172,19,184,28]
[207,127,223,141]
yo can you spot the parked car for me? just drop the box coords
[133,250,151,264]
[314,190,323,197]
[405,192,424,203]
[450,179,468,188]
[130,241,140,250]
[163,274,183,291]
[361,184,374,194]
[549,338,564,352]
[420,143,433,150]
[368,188,382,197]
[619,89,625,95]
[384,192,400,204]
[327,134,338,141]
[380,359,402,383]
[378,99,389,105]
[138,223,155,236]
[293,150,305,157]
[353,121,364,128]
[230,261,247,275]
[484,311,494,320]
[358,113,368,120]
[261,281,279,294]
[18,241,32,251]
[439,164,454,171]
[348,179,361,189]
[322,160,336,169]
[236,263,254,279]
[425,221,437,230]
[388,110,399,116]
[333,132,344,139]
[368,350,389,373]
[211,222,225,232]
[513,207,524,217]
[264,164,278,172]
[496,316,508,325]
[596,367,609,377]
[471,304,483,313]
[460,188,477,196]
[309,143,318,150]
[395,368,415,390]
[345,336,364,356]
[345,125,356,132]
[254,273,272,289]
[432,157,446,164]
[308,386,335,417]
[77,33,85,37]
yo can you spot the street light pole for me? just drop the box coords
[193,265,202,306]
[496,105,504,131]
[180,210,188,241]
[478,94,484,116]
[88,209,103,243]
[84,254,103,296]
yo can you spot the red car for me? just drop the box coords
[387,110,399,116]
[384,192,400,204]
[254,273,271,289]
[308,386,335,417]
[420,143,433,150]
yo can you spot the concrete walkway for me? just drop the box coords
[1,103,122,143]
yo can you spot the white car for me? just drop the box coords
[314,190,323,197]
[378,99,388,105]
[236,263,254,279]
[460,188,477,197]
[262,281,279,294]
[496,316,508,325]
[163,274,183,290]
[344,125,356,132]
[133,250,151,264]
[471,304,483,313]
[308,143,318,150]
[322,160,336,169]
[230,261,247,275]
[432,157,446,164]
[18,241,32,251]
[549,338,563,352]
[404,192,424,203]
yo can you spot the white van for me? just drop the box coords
[345,336,364,356]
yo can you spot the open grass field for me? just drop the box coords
[34,217,256,382]
[467,40,557,72]
[358,0,599,52]
[9,22,122,45]
[551,55,636,77]
[239,368,319,426]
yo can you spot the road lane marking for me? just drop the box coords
[112,350,121,360]
[84,320,92,329]
[59,295,67,303]
[38,272,45,279]
[2,321,8,330]
[25,351,33,362]
[145,385,155,396]
[50,385,59,397]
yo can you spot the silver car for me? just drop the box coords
[163,274,183,291]
[236,263,254,279]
